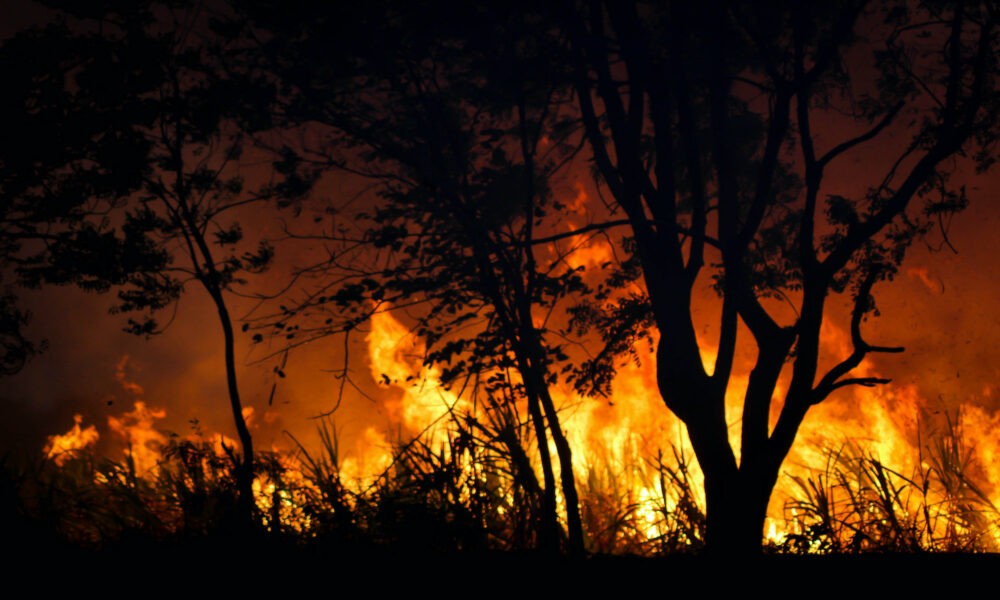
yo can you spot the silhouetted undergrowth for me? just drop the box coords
[780,414,999,554]
[6,411,998,556]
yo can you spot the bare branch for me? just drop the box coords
[524,218,721,249]
[811,268,904,404]
[817,101,906,168]
[824,376,893,393]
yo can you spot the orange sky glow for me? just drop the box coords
[3,1,999,549]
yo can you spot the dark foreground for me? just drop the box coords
[9,533,998,594]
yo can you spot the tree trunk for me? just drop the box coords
[536,384,585,556]
[493,417,546,550]
[701,467,774,555]
[518,328,585,556]
[209,287,256,527]
[526,392,561,553]
[683,403,781,555]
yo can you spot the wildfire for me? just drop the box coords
[108,401,168,475]
[43,414,99,466]
[37,296,1000,551]
[318,238,1000,549]
[367,308,468,444]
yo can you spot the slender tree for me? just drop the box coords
[1,1,306,523]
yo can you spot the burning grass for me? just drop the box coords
[6,404,999,557]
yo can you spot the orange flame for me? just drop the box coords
[367,308,467,441]
[43,414,99,466]
[39,281,1000,551]
[107,401,168,475]
[115,355,145,396]
[339,426,393,487]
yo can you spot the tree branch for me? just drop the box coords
[810,268,904,404]
[817,101,906,168]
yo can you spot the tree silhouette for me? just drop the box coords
[568,0,999,553]
[5,0,997,555]
[1,1,306,522]
[234,0,1000,553]
[238,2,593,553]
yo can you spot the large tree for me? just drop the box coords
[234,0,1000,554]
[567,0,999,553]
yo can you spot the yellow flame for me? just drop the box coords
[339,426,394,488]
[108,401,168,475]
[40,291,1000,551]
[367,308,468,442]
[43,414,99,466]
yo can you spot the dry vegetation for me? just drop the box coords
[6,409,998,559]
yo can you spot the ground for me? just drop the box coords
[12,535,999,595]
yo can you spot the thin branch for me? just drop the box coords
[811,268,904,404]
[817,101,906,168]
[825,376,893,392]
[311,330,352,418]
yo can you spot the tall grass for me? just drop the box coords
[578,444,705,555]
[780,413,999,554]
[6,408,998,555]
[7,436,240,546]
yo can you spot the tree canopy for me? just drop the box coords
[2,0,998,553]
[0,0,310,519]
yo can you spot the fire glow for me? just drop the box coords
[35,172,1000,551]
[31,176,1000,553]
[40,292,1000,551]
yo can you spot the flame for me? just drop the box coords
[339,426,393,487]
[107,401,168,475]
[43,414,99,466]
[962,406,1000,497]
[367,308,468,441]
[356,274,1000,550]
[561,236,614,276]
[115,355,145,396]
[38,290,1000,551]
[553,184,619,275]
[565,181,591,215]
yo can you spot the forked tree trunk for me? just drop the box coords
[688,401,794,554]
[536,383,585,556]
[519,330,585,556]
[701,464,778,554]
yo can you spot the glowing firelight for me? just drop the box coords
[43,414,99,466]
[37,297,1000,549]
[367,308,469,444]
[108,401,168,475]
